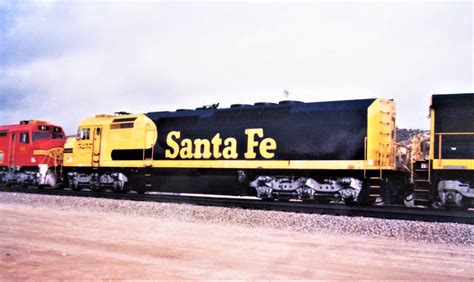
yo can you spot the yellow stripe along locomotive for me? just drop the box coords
[58,94,473,208]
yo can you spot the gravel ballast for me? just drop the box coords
[0,192,472,246]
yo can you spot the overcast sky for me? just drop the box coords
[0,1,472,134]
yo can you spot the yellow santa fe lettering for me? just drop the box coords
[222,138,238,159]
[211,133,223,159]
[245,128,276,159]
[260,138,277,159]
[194,139,212,159]
[244,128,263,159]
[179,139,193,159]
[165,131,180,158]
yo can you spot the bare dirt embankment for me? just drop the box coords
[0,192,472,280]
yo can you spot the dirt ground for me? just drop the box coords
[0,203,472,280]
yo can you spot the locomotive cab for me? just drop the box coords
[63,113,157,192]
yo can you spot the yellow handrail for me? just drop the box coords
[364,137,367,178]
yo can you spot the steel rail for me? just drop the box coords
[0,185,472,224]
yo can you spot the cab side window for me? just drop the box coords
[19,132,30,144]
[53,127,64,140]
[53,133,64,140]
[77,128,90,140]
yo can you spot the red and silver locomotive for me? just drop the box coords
[0,120,65,187]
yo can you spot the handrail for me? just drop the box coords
[435,132,473,162]
[364,137,367,178]
[428,158,431,184]
[432,131,474,181]
[143,128,155,167]
[410,146,415,183]
[378,145,383,180]
[436,132,473,164]
[438,134,442,164]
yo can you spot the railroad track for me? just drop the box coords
[0,185,473,224]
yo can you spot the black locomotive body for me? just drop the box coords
[146,99,373,162]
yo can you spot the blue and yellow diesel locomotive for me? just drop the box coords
[57,94,473,208]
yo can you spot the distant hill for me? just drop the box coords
[396,128,430,142]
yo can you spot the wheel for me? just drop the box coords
[133,183,146,194]
[356,180,372,205]
[59,176,69,190]
[90,182,103,192]
[127,174,144,194]
[380,178,393,205]
[113,180,129,193]
[90,186,103,192]
[71,182,81,191]
[441,191,467,210]
[343,199,356,205]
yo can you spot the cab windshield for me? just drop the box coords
[32,132,51,141]
[76,128,90,140]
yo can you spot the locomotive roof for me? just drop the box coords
[146,98,378,120]
[0,121,61,131]
[431,93,474,108]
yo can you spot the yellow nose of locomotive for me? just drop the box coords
[62,113,157,168]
